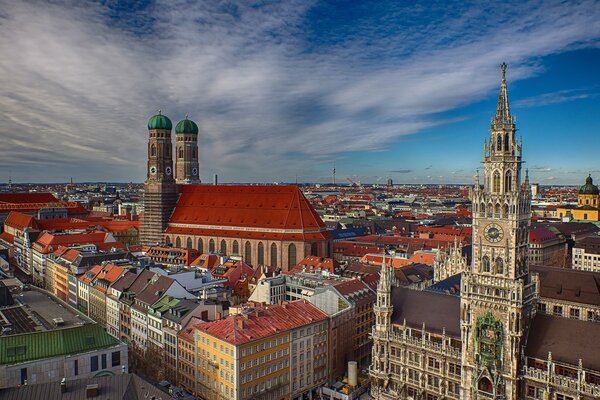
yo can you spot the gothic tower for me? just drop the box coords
[460,64,537,399]
[174,117,200,184]
[371,256,395,398]
[140,112,178,245]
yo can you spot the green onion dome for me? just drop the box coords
[579,175,599,195]
[175,117,199,135]
[148,111,172,130]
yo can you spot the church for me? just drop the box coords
[369,65,600,399]
[139,114,329,271]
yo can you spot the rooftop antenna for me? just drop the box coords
[332,160,336,186]
[8,170,12,190]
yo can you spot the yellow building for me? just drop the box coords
[556,175,600,221]
[193,301,328,400]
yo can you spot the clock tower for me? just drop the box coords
[460,64,537,399]
[140,111,178,245]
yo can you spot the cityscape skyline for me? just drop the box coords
[0,0,599,184]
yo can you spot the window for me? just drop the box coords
[150,144,156,157]
[257,242,265,265]
[175,237,181,248]
[482,256,491,273]
[493,171,501,193]
[497,134,502,151]
[569,308,580,319]
[478,377,493,393]
[495,257,504,274]
[20,368,27,385]
[74,359,79,376]
[186,237,192,249]
[553,305,563,317]
[91,355,99,372]
[271,243,278,266]
[209,239,215,253]
[111,351,120,367]
[101,354,107,369]
[288,243,296,270]
[245,241,252,262]
[233,240,239,255]
[198,238,203,253]
[221,240,227,255]
[505,170,512,192]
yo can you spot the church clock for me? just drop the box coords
[484,223,503,243]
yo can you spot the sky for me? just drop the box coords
[0,0,599,185]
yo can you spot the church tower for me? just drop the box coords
[140,112,178,245]
[370,256,395,398]
[460,64,537,399]
[174,117,200,184]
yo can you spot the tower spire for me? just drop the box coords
[493,62,513,128]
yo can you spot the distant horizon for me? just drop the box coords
[0,1,598,184]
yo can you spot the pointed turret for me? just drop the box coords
[374,254,394,333]
[493,62,513,129]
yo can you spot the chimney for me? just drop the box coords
[60,378,67,393]
[86,384,99,398]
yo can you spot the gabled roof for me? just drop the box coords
[197,300,328,345]
[531,265,600,306]
[33,231,116,254]
[168,185,327,236]
[4,211,38,230]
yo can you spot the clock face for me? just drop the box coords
[192,167,198,176]
[165,166,172,176]
[149,166,157,175]
[484,223,503,243]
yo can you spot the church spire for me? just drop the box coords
[493,63,513,129]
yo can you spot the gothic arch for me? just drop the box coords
[179,148,184,159]
[257,242,265,265]
[482,256,491,273]
[150,144,156,157]
[505,170,512,192]
[478,377,493,394]
[197,238,203,253]
[502,203,509,218]
[209,239,215,253]
[480,203,486,217]
[244,241,252,263]
[270,243,278,266]
[232,240,239,255]
[495,257,504,274]
[504,133,509,151]
[487,202,493,217]
[186,237,192,250]
[497,135,502,151]
[165,236,171,245]
[288,243,297,270]
[494,203,501,216]
[220,239,227,255]
[175,237,181,248]
[493,171,501,193]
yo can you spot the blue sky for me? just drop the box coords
[0,0,598,184]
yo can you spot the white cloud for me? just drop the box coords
[0,0,598,182]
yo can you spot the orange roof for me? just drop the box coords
[79,264,102,284]
[165,226,328,241]
[291,255,339,274]
[168,185,327,234]
[0,231,14,244]
[197,300,328,345]
[4,211,38,230]
[92,264,125,293]
[33,231,116,253]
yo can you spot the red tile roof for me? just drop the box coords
[4,212,38,230]
[197,300,327,345]
[168,185,327,240]
[32,231,117,253]
[291,256,339,274]
[0,231,14,244]
[0,193,58,204]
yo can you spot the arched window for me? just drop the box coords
[151,144,156,157]
[192,149,196,159]
[257,242,265,265]
[478,377,493,393]
[496,257,504,274]
[179,148,184,159]
[175,237,182,248]
[220,240,227,255]
[480,203,486,216]
[502,204,509,218]
[311,242,318,256]
[505,170,512,192]
[165,236,171,245]
[209,239,215,253]
[232,240,239,255]
[497,135,502,151]
[198,238,203,253]
[271,243,278,266]
[504,133,509,151]
[186,237,192,249]
[493,171,501,193]
[288,243,297,270]
[245,241,252,263]
[494,203,500,216]
[482,256,491,273]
